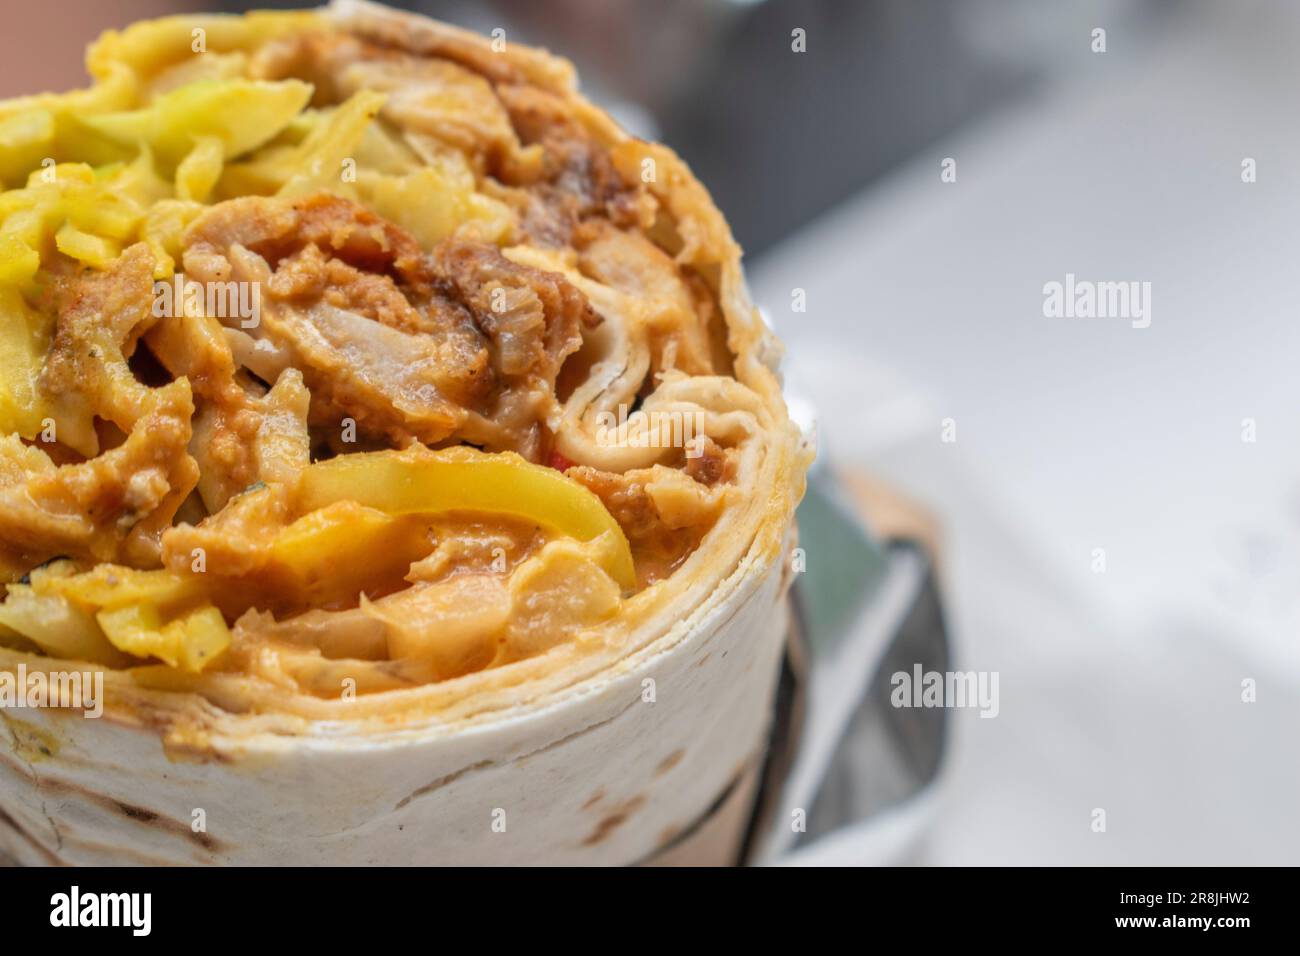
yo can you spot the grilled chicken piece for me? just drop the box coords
[40,244,162,456]
[181,191,594,458]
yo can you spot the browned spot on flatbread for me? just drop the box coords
[114,801,158,824]
[581,788,605,810]
[0,804,63,865]
[655,749,684,776]
[0,751,31,777]
[632,766,752,865]
[38,776,221,852]
[582,794,646,846]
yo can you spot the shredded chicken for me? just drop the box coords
[160,483,293,580]
[250,30,543,177]
[433,237,595,454]
[494,83,643,246]
[186,368,311,513]
[566,463,725,585]
[250,30,640,246]
[143,273,312,513]
[683,436,732,486]
[0,379,197,567]
[574,219,715,377]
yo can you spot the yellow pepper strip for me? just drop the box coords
[261,502,441,611]
[298,447,638,591]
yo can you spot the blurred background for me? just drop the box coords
[4,0,1297,864]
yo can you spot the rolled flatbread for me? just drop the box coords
[0,0,810,865]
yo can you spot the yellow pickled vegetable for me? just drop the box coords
[36,565,205,612]
[54,221,120,268]
[140,197,205,276]
[0,234,40,285]
[220,90,386,197]
[0,585,126,666]
[32,565,228,672]
[358,159,512,247]
[78,78,313,167]
[85,11,321,87]
[0,286,51,438]
[0,151,175,281]
[97,603,229,673]
[0,109,55,186]
[174,135,224,201]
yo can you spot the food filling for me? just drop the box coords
[0,11,748,699]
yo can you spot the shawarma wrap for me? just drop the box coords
[0,0,810,865]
